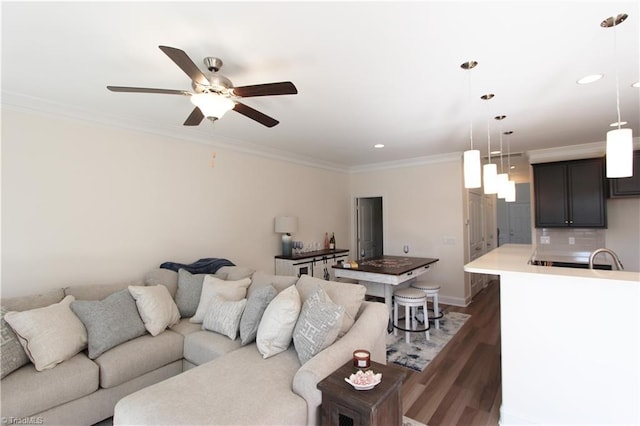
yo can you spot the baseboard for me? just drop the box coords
[439,295,470,307]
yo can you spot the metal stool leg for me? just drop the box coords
[393,300,399,337]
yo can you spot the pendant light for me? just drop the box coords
[504,131,516,202]
[481,93,497,194]
[494,115,509,199]
[462,61,481,188]
[602,13,633,178]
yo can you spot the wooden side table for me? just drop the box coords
[317,360,406,426]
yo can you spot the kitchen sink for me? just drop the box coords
[529,259,612,270]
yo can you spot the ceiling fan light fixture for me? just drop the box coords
[190,93,235,119]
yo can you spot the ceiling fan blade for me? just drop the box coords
[183,107,205,126]
[233,82,298,98]
[233,102,279,128]
[107,86,191,95]
[158,45,209,87]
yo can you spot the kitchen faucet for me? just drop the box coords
[589,248,624,271]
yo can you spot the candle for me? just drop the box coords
[353,349,370,368]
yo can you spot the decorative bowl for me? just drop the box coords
[344,370,382,390]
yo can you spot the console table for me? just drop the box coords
[275,249,349,280]
[317,360,406,426]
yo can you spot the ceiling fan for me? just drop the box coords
[107,45,298,128]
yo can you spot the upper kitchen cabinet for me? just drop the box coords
[608,150,640,198]
[533,157,606,228]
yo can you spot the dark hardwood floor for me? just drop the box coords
[398,280,501,426]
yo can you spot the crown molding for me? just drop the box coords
[348,152,461,173]
[1,91,350,174]
[527,138,640,164]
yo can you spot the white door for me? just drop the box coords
[356,197,383,260]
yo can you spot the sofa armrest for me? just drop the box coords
[292,301,388,426]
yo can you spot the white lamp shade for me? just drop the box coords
[190,93,235,118]
[274,216,298,234]
[505,180,516,202]
[606,128,633,178]
[496,173,509,199]
[464,150,482,188]
[483,163,498,194]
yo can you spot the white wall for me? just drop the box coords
[1,109,349,297]
[348,159,467,305]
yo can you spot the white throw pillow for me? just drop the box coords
[256,284,301,359]
[202,296,247,340]
[4,295,88,371]
[190,276,252,324]
[128,285,181,336]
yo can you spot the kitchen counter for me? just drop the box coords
[465,244,639,425]
[464,243,639,281]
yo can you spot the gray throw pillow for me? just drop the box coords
[239,285,277,345]
[175,269,227,318]
[293,288,344,365]
[70,289,147,359]
[1,306,30,378]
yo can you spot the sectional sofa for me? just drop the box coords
[0,266,389,425]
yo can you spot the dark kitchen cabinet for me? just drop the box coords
[533,157,607,228]
[608,150,640,198]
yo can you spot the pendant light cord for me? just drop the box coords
[468,69,474,150]
[613,18,622,129]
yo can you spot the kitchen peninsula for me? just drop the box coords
[465,244,639,425]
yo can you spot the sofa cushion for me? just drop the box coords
[293,288,344,365]
[296,275,366,337]
[190,276,251,324]
[183,330,243,366]
[256,284,301,359]
[0,288,65,312]
[114,345,306,426]
[0,352,98,418]
[217,265,255,281]
[175,269,227,317]
[128,285,181,336]
[1,306,30,378]
[144,268,179,298]
[4,295,88,371]
[70,289,147,359]
[247,271,297,297]
[63,281,132,301]
[202,296,247,340]
[240,284,277,345]
[169,318,202,336]
[94,330,183,388]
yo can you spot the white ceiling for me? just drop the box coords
[2,1,639,178]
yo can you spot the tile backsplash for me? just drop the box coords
[535,228,605,259]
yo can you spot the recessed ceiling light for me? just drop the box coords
[632,81,640,88]
[577,74,603,84]
[491,150,501,155]
[373,144,384,149]
[610,121,628,127]
[510,165,516,169]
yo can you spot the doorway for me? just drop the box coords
[356,197,383,260]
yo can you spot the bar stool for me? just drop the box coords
[411,282,442,329]
[393,287,429,343]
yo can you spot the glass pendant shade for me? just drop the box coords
[505,180,516,202]
[464,150,482,188]
[190,93,235,118]
[606,128,633,178]
[483,163,498,194]
[496,173,509,198]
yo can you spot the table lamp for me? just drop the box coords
[275,216,298,257]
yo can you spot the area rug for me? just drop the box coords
[387,311,470,372]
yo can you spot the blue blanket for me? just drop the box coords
[159,258,235,274]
